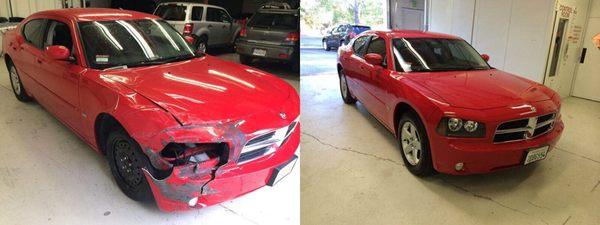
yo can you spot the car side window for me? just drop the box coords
[352,36,370,57]
[365,36,387,66]
[22,19,47,49]
[44,20,73,52]
[191,6,204,21]
[207,8,231,23]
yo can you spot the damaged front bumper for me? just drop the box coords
[142,121,300,212]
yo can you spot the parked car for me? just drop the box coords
[154,2,241,52]
[323,24,370,51]
[337,30,563,176]
[2,8,300,211]
[235,8,299,71]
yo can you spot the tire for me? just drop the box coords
[196,36,208,53]
[6,60,32,102]
[106,129,154,202]
[323,40,330,51]
[338,68,356,104]
[397,111,435,177]
[240,55,254,65]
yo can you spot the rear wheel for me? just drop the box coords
[240,55,254,65]
[106,129,153,202]
[339,68,356,104]
[196,36,208,53]
[7,61,31,102]
[397,111,435,177]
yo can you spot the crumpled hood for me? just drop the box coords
[101,56,292,124]
[406,69,554,110]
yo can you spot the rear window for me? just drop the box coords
[248,12,298,30]
[155,5,186,21]
[352,26,371,34]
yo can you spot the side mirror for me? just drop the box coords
[364,53,384,66]
[481,54,490,62]
[184,36,195,45]
[45,45,71,61]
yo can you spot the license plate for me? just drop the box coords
[524,146,549,165]
[252,48,267,56]
[267,155,298,186]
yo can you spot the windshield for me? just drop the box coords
[79,19,198,70]
[248,12,298,30]
[392,38,490,72]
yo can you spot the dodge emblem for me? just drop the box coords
[279,112,287,120]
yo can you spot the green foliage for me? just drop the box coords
[301,0,384,31]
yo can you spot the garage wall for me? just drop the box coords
[427,0,555,82]
[0,0,64,18]
[389,0,425,30]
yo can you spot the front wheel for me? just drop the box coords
[7,61,31,102]
[339,69,356,104]
[397,111,435,177]
[106,129,154,202]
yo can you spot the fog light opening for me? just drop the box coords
[455,162,464,171]
[188,197,198,207]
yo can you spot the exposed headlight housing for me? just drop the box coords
[437,117,486,138]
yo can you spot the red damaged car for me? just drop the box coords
[2,9,299,211]
[337,30,563,176]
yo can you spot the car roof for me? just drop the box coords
[363,30,462,40]
[32,8,159,22]
[157,2,226,10]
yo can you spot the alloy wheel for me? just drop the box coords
[9,66,21,95]
[197,42,207,53]
[401,122,422,166]
[340,74,348,99]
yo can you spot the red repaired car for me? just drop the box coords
[337,30,563,176]
[2,9,299,211]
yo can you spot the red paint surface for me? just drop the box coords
[338,30,563,175]
[3,9,299,211]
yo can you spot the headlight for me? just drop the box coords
[437,117,486,138]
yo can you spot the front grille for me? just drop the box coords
[238,121,298,163]
[493,113,556,143]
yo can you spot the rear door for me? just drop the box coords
[246,11,299,46]
[14,19,47,96]
[154,3,188,33]
[205,7,231,45]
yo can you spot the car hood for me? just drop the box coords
[101,56,292,125]
[406,69,554,110]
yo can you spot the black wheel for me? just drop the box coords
[323,40,330,51]
[106,129,154,202]
[397,111,435,177]
[240,55,254,65]
[196,36,208,53]
[6,61,32,102]
[338,68,356,104]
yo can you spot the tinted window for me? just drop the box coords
[191,7,203,21]
[392,38,490,72]
[78,19,196,69]
[366,36,386,65]
[206,8,231,23]
[352,36,370,56]
[22,19,46,48]
[248,12,298,30]
[155,5,186,21]
[352,26,371,34]
[44,21,73,52]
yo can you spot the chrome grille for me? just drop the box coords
[239,121,298,163]
[493,113,556,143]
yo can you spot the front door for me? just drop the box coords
[572,18,600,101]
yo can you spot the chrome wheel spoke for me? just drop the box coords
[401,122,422,166]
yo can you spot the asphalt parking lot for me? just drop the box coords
[0,51,299,225]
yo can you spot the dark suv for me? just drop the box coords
[322,24,371,50]
[235,8,299,71]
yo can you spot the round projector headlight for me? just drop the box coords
[464,121,478,132]
[447,118,463,132]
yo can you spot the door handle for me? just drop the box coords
[36,58,43,64]
[222,25,226,28]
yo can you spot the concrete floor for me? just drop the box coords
[299,35,600,225]
[0,53,299,225]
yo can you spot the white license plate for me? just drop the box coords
[252,49,267,56]
[273,157,297,185]
[524,146,549,165]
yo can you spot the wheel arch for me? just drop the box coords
[94,113,126,155]
[393,102,421,137]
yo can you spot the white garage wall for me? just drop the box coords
[427,0,555,82]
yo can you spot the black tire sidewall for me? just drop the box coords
[397,111,435,177]
[7,62,30,102]
[106,130,154,202]
[339,70,356,104]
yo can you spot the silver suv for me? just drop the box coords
[154,2,241,52]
